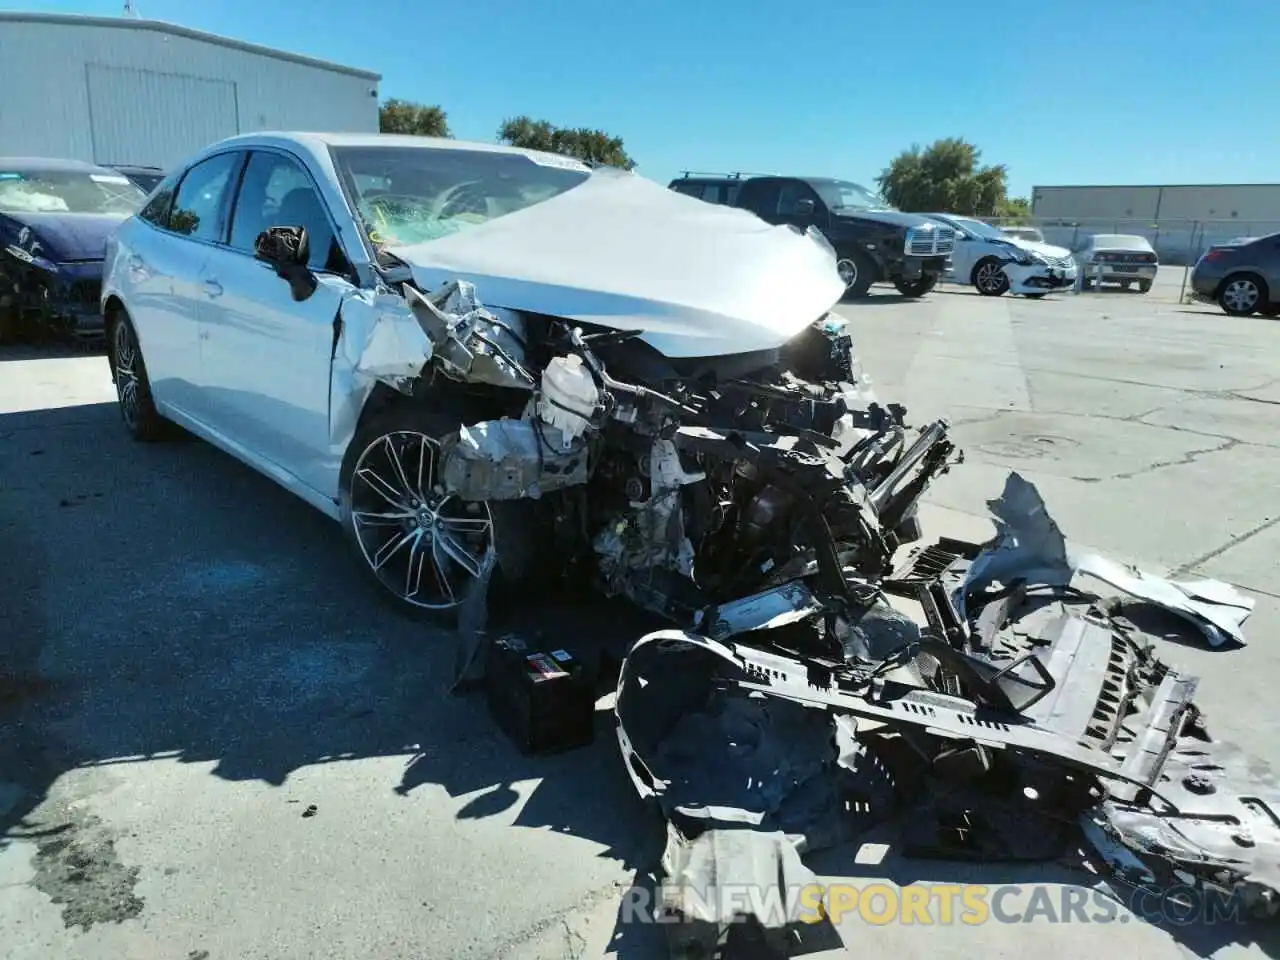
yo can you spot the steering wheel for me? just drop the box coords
[435,183,488,219]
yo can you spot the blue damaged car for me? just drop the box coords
[0,157,149,343]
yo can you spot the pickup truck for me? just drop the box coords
[669,172,954,298]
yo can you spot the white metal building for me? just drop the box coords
[0,12,381,170]
[1031,184,1280,224]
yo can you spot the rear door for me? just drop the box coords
[122,151,242,421]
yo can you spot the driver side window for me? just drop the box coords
[228,151,339,272]
[776,181,818,217]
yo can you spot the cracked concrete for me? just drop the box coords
[0,275,1276,960]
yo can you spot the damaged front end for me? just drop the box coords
[0,238,104,341]
[615,472,1272,955]
[347,275,956,630]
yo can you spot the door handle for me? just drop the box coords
[203,278,223,298]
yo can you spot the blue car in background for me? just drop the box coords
[0,157,149,343]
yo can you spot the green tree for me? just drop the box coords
[379,99,451,138]
[497,116,635,169]
[875,138,1011,216]
[996,196,1032,222]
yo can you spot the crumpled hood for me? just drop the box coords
[1006,236,1071,259]
[2,211,127,262]
[384,170,846,359]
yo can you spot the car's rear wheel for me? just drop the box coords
[1218,274,1266,316]
[108,309,168,441]
[972,258,1010,296]
[339,405,532,622]
[837,252,876,300]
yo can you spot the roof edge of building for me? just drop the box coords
[0,11,381,81]
[1034,183,1280,191]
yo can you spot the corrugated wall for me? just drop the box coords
[0,19,379,168]
[1032,184,1280,223]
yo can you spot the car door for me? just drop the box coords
[123,152,241,420]
[196,147,359,498]
[945,220,980,281]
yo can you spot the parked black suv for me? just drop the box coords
[670,172,954,298]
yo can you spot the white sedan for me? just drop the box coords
[924,213,1076,298]
[101,131,944,620]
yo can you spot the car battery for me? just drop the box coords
[483,634,596,755]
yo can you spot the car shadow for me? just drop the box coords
[1,398,1273,958]
[0,340,107,362]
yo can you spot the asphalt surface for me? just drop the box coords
[1,279,1277,960]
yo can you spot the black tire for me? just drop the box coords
[1024,293,1047,300]
[971,257,1010,297]
[837,251,876,300]
[1137,280,1152,293]
[1259,303,1280,318]
[1217,273,1266,317]
[893,275,937,298]
[0,303,19,345]
[338,403,535,623]
[107,309,169,441]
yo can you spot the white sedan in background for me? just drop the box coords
[924,213,1076,298]
[1074,234,1159,292]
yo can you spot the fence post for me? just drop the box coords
[1177,219,1198,305]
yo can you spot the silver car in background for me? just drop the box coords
[1075,233,1158,292]
[1000,225,1045,244]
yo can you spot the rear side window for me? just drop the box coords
[168,152,241,242]
[138,176,177,227]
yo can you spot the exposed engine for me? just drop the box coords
[403,279,955,631]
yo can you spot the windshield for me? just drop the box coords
[808,178,895,213]
[0,168,147,215]
[330,145,591,248]
[950,217,1006,240]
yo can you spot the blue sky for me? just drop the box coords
[7,0,1273,197]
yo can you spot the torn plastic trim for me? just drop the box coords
[957,472,1254,648]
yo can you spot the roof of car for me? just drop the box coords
[207,131,587,166]
[0,156,119,174]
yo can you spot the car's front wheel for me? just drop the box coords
[339,405,532,622]
[893,275,937,298]
[1218,274,1266,317]
[972,258,1010,297]
[108,308,169,441]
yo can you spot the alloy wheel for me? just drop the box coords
[837,259,857,288]
[348,430,494,610]
[114,320,142,430]
[976,262,1007,294]
[1223,279,1260,314]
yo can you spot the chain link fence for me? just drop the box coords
[983,216,1280,267]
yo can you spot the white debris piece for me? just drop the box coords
[961,472,1255,647]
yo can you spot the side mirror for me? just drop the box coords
[254,226,317,301]
[255,225,309,267]
[794,198,816,216]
